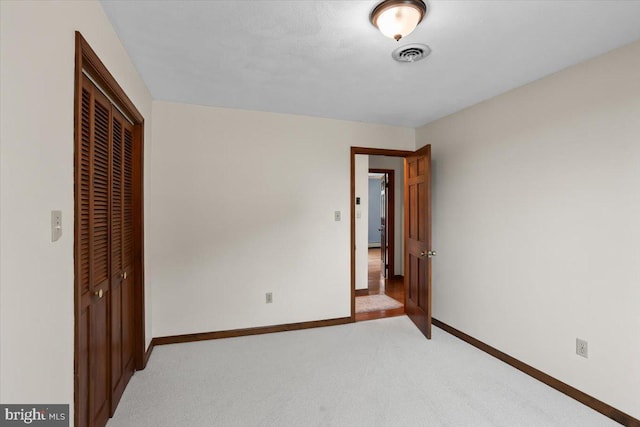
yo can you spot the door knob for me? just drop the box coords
[94,289,103,298]
[420,250,426,257]
[427,250,437,258]
[121,271,127,280]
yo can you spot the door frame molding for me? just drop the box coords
[350,147,413,321]
[73,31,146,426]
[369,168,395,280]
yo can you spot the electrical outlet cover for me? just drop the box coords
[576,338,588,358]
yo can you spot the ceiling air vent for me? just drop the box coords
[392,44,431,63]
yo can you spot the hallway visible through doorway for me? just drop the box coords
[355,248,404,321]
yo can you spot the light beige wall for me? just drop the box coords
[149,101,414,336]
[355,155,370,290]
[417,40,640,418]
[0,0,153,419]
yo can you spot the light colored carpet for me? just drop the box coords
[108,317,617,427]
[355,294,403,313]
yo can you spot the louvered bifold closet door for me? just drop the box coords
[110,108,136,412]
[77,77,112,427]
[121,118,136,379]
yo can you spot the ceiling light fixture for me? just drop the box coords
[370,0,427,41]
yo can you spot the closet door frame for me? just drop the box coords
[73,31,146,427]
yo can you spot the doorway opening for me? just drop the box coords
[350,146,434,338]
[368,171,392,279]
[355,165,404,321]
[351,149,411,322]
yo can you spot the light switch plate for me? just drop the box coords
[51,210,62,242]
[334,211,341,221]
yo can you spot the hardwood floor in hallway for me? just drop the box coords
[355,248,405,321]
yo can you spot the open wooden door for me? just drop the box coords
[404,144,434,338]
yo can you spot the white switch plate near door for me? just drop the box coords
[51,210,62,242]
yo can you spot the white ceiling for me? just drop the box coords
[100,1,640,128]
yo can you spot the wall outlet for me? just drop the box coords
[576,338,588,358]
[265,292,273,304]
[51,210,62,242]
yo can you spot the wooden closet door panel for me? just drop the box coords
[79,82,92,301]
[121,124,135,370]
[110,110,135,411]
[77,77,112,427]
[77,307,90,427]
[90,292,110,426]
[110,111,124,402]
[91,87,112,427]
[92,94,110,295]
[77,78,92,427]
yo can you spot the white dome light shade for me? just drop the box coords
[370,0,427,41]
